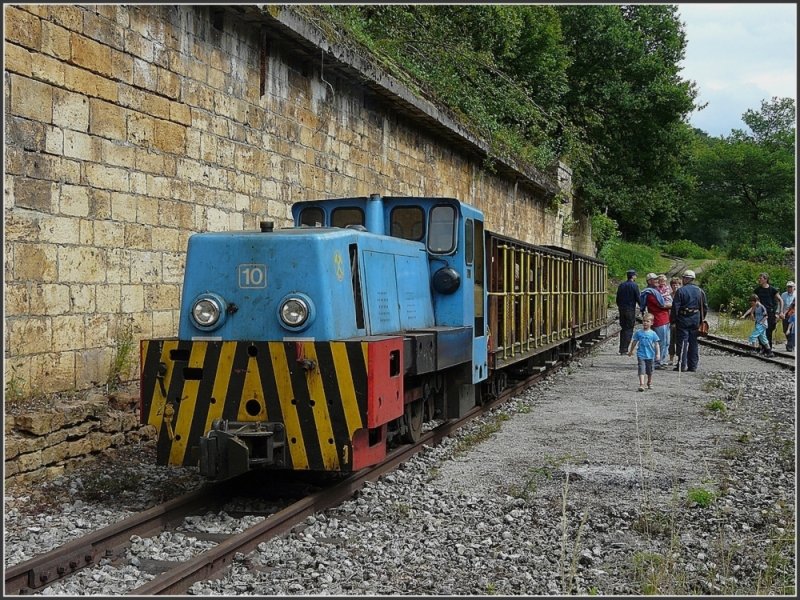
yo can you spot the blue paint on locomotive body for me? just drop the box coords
[179,194,488,383]
[179,228,435,341]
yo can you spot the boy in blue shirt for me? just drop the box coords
[628,313,661,391]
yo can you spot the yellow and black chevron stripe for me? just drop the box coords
[140,339,371,471]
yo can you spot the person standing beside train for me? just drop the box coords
[616,269,639,355]
[753,273,783,352]
[640,273,671,369]
[670,269,708,372]
[779,281,796,352]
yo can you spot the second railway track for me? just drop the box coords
[699,333,795,370]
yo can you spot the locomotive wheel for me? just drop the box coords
[401,399,424,444]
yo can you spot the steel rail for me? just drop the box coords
[699,333,795,369]
[4,485,228,595]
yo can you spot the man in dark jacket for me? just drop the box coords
[670,269,709,372]
[754,272,783,352]
[616,269,639,354]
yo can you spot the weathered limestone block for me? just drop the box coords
[17,450,43,473]
[41,441,69,465]
[14,411,64,436]
[87,431,113,452]
[5,437,22,459]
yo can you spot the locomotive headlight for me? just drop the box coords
[190,294,227,330]
[278,294,315,331]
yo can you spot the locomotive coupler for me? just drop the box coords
[199,419,286,480]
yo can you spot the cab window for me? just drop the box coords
[427,205,456,253]
[300,207,324,227]
[332,207,364,228]
[390,206,425,241]
[465,219,474,265]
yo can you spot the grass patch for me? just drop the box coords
[78,467,146,502]
[107,320,135,390]
[632,508,674,538]
[704,399,727,413]
[756,518,796,594]
[686,487,716,508]
[454,414,508,455]
[4,365,26,407]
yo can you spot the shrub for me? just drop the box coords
[700,260,794,313]
[727,240,787,264]
[600,239,662,281]
[662,239,712,259]
[590,212,620,254]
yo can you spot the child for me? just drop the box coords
[628,313,661,391]
[657,274,673,306]
[741,294,774,357]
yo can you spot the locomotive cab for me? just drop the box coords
[293,195,490,415]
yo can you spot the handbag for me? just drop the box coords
[698,291,709,336]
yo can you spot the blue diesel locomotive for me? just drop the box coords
[140,194,606,479]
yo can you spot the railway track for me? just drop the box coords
[699,333,795,370]
[5,333,607,596]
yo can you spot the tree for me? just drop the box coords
[686,98,795,249]
[312,5,698,239]
[556,4,698,238]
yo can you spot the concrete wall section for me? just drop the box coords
[4,5,593,396]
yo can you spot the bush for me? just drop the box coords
[700,260,794,313]
[599,239,662,281]
[727,240,786,264]
[662,239,712,259]
[590,212,620,254]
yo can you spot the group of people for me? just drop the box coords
[746,274,795,354]
[616,268,796,392]
[617,269,707,391]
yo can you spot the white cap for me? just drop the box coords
[683,270,696,279]
[788,281,795,287]
[646,272,658,281]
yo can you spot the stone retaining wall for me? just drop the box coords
[4,5,594,480]
[4,390,156,487]
[5,4,591,399]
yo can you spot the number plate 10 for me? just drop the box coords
[238,263,267,288]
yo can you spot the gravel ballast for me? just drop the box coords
[4,324,795,595]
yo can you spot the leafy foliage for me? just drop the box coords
[314,5,569,170]
[599,239,662,281]
[680,98,795,250]
[662,239,712,259]
[310,5,697,229]
[557,5,697,236]
[590,212,621,254]
[727,240,788,264]
[293,7,791,257]
[700,260,794,313]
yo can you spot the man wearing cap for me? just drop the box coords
[670,269,708,372]
[779,281,796,352]
[753,273,783,352]
[616,269,639,354]
[639,273,670,368]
